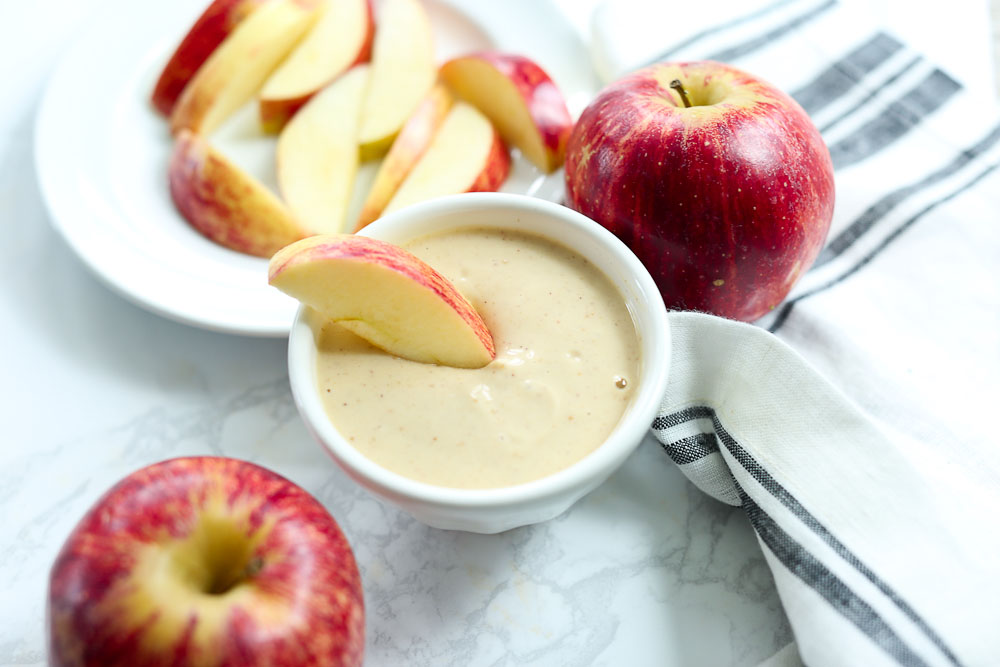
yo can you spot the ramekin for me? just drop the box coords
[287,193,669,533]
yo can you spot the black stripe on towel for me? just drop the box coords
[792,32,904,116]
[828,69,962,170]
[658,406,963,665]
[708,0,837,63]
[771,159,1000,331]
[815,121,1000,268]
[819,55,922,134]
[658,432,719,465]
[739,489,931,667]
[642,0,799,64]
[652,405,715,430]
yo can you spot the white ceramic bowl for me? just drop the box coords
[287,193,670,533]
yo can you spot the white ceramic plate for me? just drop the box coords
[34,0,600,337]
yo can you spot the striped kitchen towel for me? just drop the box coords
[586,1,1000,665]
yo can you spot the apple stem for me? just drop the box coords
[244,556,264,579]
[669,80,692,108]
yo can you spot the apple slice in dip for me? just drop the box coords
[308,226,641,489]
[268,234,495,369]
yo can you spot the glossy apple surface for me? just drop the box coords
[440,52,573,173]
[151,0,271,116]
[47,456,364,667]
[565,60,835,322]
[169,130,309,257]
[269,234,496,368]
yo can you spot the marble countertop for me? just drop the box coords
[1,1,995,665]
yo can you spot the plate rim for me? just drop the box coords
[33,0,599,338]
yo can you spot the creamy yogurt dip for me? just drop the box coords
[315,227,640,489]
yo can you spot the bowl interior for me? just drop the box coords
[287,193,670,509]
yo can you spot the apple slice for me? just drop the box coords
[170,0,322,136]
[151,0,271,117]
[169,130,309,257]
[354,83,453,231]
[277,65,368,235]
[357,0,436,160]
[258,0,374,133]
[440,52,573,173]
[269,235,495,368]
[382,102,510,217]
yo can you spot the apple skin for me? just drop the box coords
[169,130,310,257]
[564,60,835,322]
[151,0,271,117]
[381,103,511,220]
[440,52,573,173]
[47,456,364,667]
[169,0,322,137]
[468,125,511,193]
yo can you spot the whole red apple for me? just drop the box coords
[47,457,364,666]
[565,60,834,321]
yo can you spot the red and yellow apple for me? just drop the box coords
[151,0,271,117]
[381,101,510,218]
[564,60,835,321]
[355,83,453,231]
[258,0,374,133]
[47,456,364,666]
[276,65,369,234]
[169,130,309,257]
[269,234,496,368]
[440,52,573,173]
[170,0,322,136]
[357,0,436,160]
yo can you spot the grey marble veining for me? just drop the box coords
[0,368,792,665]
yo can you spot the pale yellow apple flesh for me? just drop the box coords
[355,83,453,231]
[103,502,284,656]
[170,0,322,136]
[258,0,374,133]
[276,65,368,235]
[357,0,435,160]
[169,130,308,257]
[268,235,495,368]
[383,101,510,216]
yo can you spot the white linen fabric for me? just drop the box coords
[585,1,1000,665]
